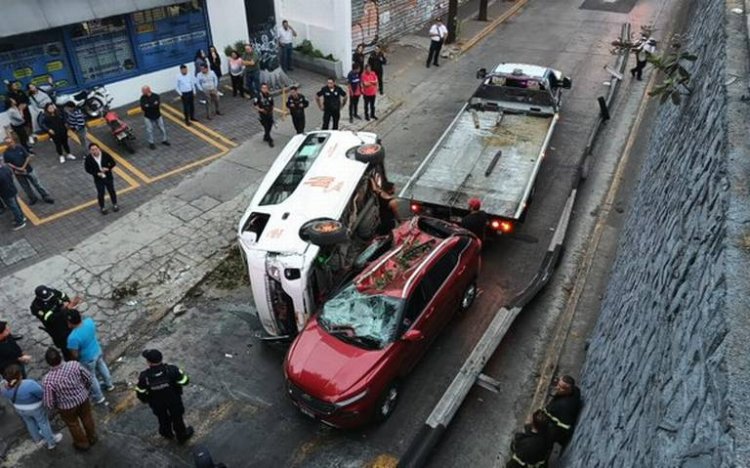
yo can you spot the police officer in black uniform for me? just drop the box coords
[286,86,309,134]
[254,83,275,147]
[29,285,78,360]
[135,349,194,443]
[315,77,347,130]
[543,375,582,450]
[506,410,553,468]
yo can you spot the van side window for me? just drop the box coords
[260,134,329,206]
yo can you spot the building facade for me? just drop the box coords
[0,0,447,127]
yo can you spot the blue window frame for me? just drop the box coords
[1,0,210,110]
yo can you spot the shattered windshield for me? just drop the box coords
[319,285,404,349]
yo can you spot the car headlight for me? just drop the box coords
[267,265,281,281]
[335,389,369,408]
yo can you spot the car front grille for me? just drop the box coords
[287,381,337,416]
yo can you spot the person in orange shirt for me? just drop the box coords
[361,64,379,121]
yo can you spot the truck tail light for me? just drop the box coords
[411,203,421,213]
[490,219,513,233]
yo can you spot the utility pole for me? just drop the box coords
[446,0,459,44]
[478,0,488,21]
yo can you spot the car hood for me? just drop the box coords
[286,320,386,400]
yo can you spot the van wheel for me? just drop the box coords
[374,381,400,422]
[354,143,385,165]
[460,281,477,312]
[299,218,348,246]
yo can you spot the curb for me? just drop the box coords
[458,0,529,54]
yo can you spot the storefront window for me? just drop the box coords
[0,30,75,111]
[132,1,208,71]
[70,17,137,83]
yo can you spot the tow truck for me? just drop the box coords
[399,63,572,235]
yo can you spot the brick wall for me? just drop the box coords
[351,0,460,49]
[561,0,750,466]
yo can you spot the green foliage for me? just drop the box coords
[224,40,247,57]
[294,39,337,61]
[646,34,696,106]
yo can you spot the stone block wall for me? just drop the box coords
[561,0,750,466]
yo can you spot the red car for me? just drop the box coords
[284,216,482,428]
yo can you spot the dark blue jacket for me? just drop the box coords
[0,165,18,198]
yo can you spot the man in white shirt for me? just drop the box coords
[278,20,297,72]
[196,64,221,119]
[426,17,448,68]
[175,64,197,125]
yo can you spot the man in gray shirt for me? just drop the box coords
[196,64,221,119]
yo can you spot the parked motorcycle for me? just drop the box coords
[104,106,136,154]
[55,85,112,119]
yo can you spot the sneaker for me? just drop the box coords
[199,99,207,105]
[43,198,55,204]
[66,154,76,160]
[101,208,109,215]
[349,117,353,123]
[105,384,116,392]
[47,433,63,449]
[216,111,222,115]
[112,205,120,213]
[149,143,156,150]
[162,141,171,146]
[36,439,46,448]
[59,156,66,164]
[94,396,106,405]
[13,221,26,231]
[218,91,224,97]
[268,139,274,148]
[354,114,362,120]
[372,115,378,120]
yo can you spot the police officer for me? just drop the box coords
[30,285,79,360]
[286,86,309,134]
[254,83,274,147]
[506,410,552,468]
[460,198,488,243]
[135,349,194,443]
[315,77,347,130]
[542,375,582,450]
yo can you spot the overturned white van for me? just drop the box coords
[237,131,387,339]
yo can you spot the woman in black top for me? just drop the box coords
[352,43,366,72]
[84,143,119,214]
[208,46,222,81]
[42,103,75,163]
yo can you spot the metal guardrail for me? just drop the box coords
[397,23,632,468]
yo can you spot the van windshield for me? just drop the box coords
[319,285,404,349]
[260,134,329,205]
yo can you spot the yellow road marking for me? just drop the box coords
[126,107,141,116]
[526,63,660,417]
[86,132,152,183]
[146,149,227,183]
[87,117,106,128]
[365,454,399,468]
[161,103,237,148]
[459,0,529,54]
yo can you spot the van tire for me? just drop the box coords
[354,143,385,165]
[355,203,380,240]
[299,218,348,246]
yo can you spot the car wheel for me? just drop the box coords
[374,381,400,422]
[299,218,348,246]
[354,143,385,165]
[460,281,477,312]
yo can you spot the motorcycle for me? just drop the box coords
[55,85,112,119]
[104,106,136,154]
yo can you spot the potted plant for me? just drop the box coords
[292,40,343,78]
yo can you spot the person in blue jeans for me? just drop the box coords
[1,364,63,449]
[66,309,114,405]
[0,159,26,230]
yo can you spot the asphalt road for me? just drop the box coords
[4,0,678,467]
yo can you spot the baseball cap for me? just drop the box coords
[142,349,163,364]
[35,285,54,302]
[468,198,481,210]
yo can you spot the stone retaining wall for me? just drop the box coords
[562,0,750,466]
